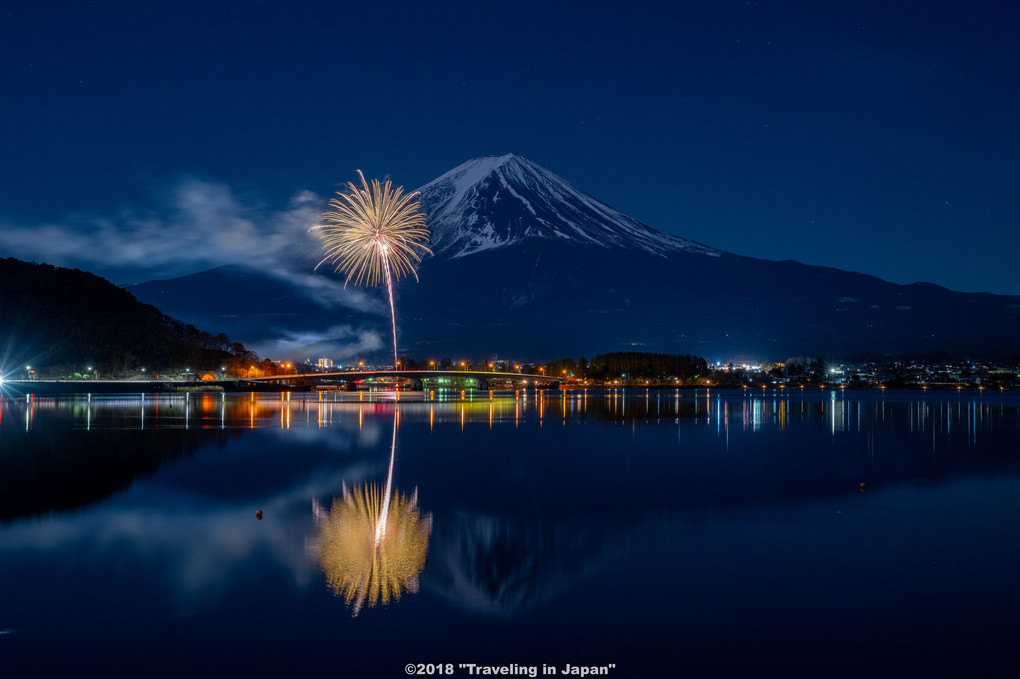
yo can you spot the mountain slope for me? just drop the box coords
[401,239,1020,358]
[419,154,720,259]
[128,155,1020,361]
[126,265,387,363]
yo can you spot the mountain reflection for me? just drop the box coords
[425,512,608,617]
[313,484,431,615]
[0,426,240,522]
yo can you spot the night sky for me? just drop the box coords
[2,1,1018,294]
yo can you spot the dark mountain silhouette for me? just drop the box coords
[0,257,258,375]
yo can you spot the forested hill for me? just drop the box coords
[0,257,259,377]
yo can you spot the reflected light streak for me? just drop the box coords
[375,410,398,544]
[315,407,431,616]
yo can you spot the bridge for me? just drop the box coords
[249,369,559,391]
[0,370,561,395]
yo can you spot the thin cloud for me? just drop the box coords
[0,180,314,275]
[0,179,387,318]
[247,325,385,363]
[263,267,387,316]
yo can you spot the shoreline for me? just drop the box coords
[0,380,293,395]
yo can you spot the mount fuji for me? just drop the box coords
[127,154,1020,361]
[418,154,719,259]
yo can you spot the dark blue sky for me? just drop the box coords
[2,0,1018,293]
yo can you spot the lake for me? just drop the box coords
[2,388,1019,677]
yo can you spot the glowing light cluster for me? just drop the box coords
[316,482,432,616]
[313,171,431,286]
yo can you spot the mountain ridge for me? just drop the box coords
[126,155,1020,361]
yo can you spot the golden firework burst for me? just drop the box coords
[313,170,432,288]
[316,483,432,616]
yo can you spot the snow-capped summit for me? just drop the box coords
[415,154,721,259]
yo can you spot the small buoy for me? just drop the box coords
[256,510,263,520]
[859,483,867,493]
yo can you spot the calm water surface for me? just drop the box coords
[2,389,1019,677]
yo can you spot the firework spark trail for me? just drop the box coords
[381,250,399,370]
[313,170,431,367]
